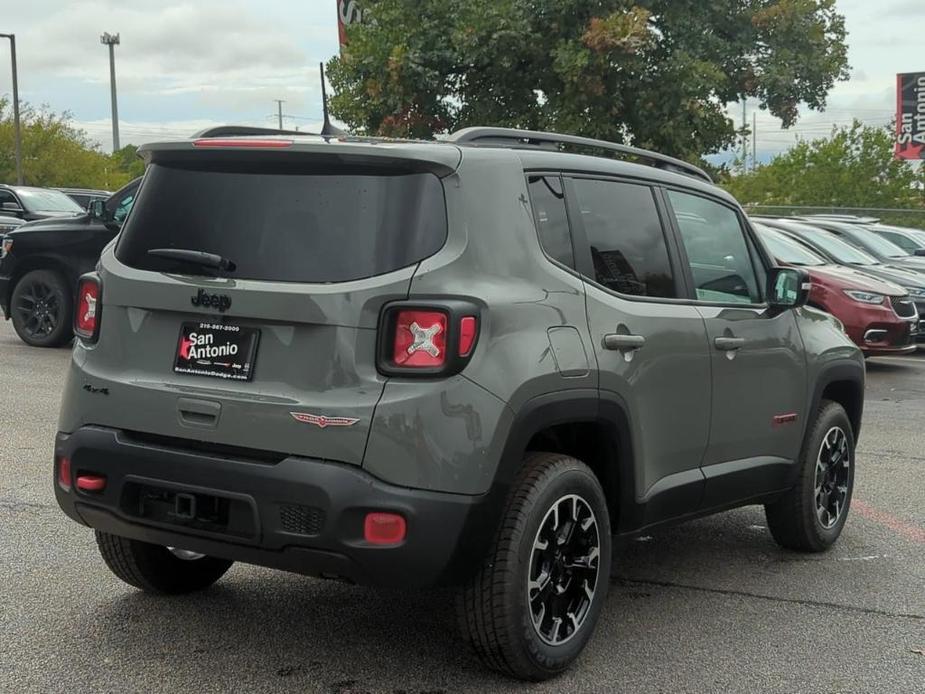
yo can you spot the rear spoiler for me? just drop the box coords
[138,137,462,178]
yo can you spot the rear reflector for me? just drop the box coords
[75,275,101,341]
[76,474,106,492]
[57,457,71,490]
[192,138,293,148]
[458,316,477,357]
[364,512,407,545]
[392,310,448,367]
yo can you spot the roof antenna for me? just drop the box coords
[320,62,347,138]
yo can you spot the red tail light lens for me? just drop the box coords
[76,474,107,492]
[57,456,71,490]
[392,310,448,367]
[75,275,101,341]
[458,316,478,357]
[364,512,407,545]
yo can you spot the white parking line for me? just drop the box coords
[868,356,925,365]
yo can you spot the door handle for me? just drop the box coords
[714,336,746,351]
[603,333,646,351]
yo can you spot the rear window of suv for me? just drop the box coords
[116,163,448,283]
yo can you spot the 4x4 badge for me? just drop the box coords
[290,412,360,429]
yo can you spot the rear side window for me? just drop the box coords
[116,164,448,283]
[528,175,574,268]
[571,178,676,298]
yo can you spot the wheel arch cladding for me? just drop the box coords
[494,390,634,534]
[13,256,75,296]
[812,361,865,442]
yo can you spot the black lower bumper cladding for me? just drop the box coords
[54,426,498,587]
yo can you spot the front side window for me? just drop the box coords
[668,190,762,304]
[528,175,574,268]
[571,178,676,298]
[112,192,136,223]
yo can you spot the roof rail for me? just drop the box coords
[193,125,314,139]
[793,214,880,225]
[447,127,712,184]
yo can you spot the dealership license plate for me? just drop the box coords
[174,322,259,381]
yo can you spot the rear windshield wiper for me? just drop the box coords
[147,248,236,273]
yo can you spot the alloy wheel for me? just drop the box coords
[814,426,851,529]
[15,279,60,340]
[527,494,601,646]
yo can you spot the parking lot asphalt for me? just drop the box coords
[1,319,923,694]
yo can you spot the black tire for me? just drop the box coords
[457,452,611,681]
[765,400,855,552]
[10,269,73,347]
[95,531,233,594]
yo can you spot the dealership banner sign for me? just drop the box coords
[896,72,925,160]
[337,1,365,49]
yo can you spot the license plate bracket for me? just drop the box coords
[174,321,259,381]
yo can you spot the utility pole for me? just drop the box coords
[0,33,23,184]
[741,100,748,173]
[752,111,757,171]
[100,32,120,151]
[274,100,285,130]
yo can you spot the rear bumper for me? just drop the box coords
[54,426,499,587]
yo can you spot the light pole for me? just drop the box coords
[0,33,23,184]
[100,32,120,151]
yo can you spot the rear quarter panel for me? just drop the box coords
[365,152,598,495]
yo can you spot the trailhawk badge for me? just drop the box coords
[290,412,360,429]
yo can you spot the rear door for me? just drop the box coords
[567,176,712,525]
[93,155,449,465]
[664,189,807,507]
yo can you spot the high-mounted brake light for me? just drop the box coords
[192,138,293,148]
[392,310,448,367]
[75,275,101,342]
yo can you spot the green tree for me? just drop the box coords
[0,97,136,190]
[111,144,146,180]
[326,0,849,161]
[723,121,923,209]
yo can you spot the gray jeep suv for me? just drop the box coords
[54,127,864,680]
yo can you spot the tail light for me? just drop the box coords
[74,273,101,342]
[393,310,448,367]
[57,456,71,490]
[378,301,480,376]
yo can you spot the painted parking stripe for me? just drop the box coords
[853,499,925,544]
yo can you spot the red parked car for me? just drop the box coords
[756,223,918,355]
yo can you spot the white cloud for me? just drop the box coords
[17,1,312,94]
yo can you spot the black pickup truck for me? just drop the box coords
[0,178,139,347]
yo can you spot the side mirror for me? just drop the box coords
[87,199,106,220]
[1,202,24,216]
[914,249,925,257]
[768,267,810,310]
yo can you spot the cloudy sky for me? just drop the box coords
[0,0,922,159]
